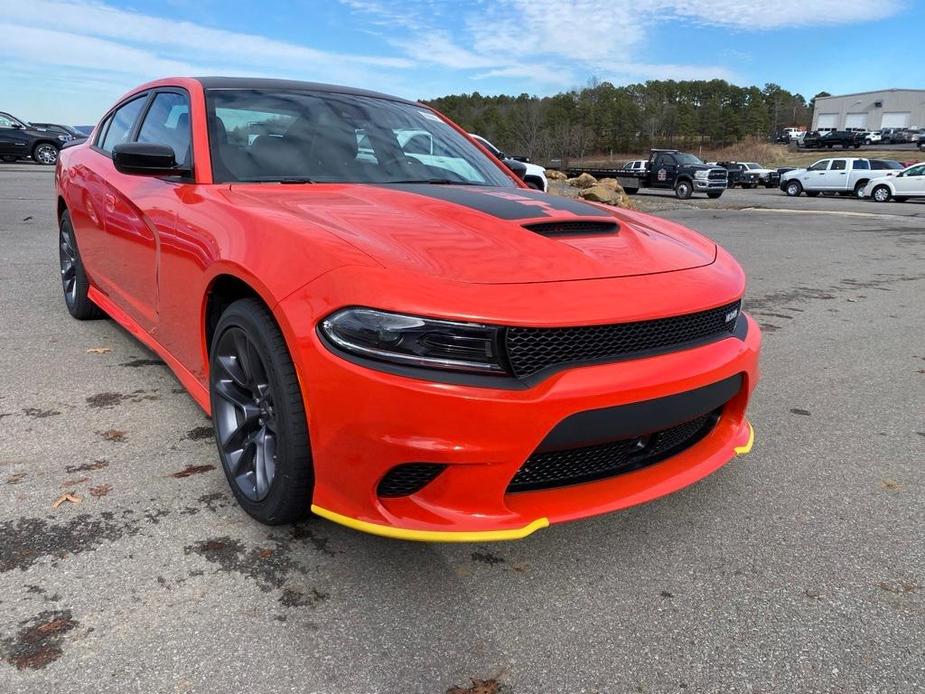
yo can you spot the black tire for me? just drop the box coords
[209,298,313,525]
[785,180,802,197]
[806,191,820,197]
[674,180,692,200]
[853,180,869,199]
[707,191,723,199]
[59,211,103,320]
[871,185,891,203]
[623,187,638,195]
[32,142,58,165]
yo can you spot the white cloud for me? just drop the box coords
[654,0,905,29]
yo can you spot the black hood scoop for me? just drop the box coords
[523,220,619,237]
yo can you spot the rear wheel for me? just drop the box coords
[59,212,103,320]
[871,185,891,203]
[674,180,692,199]
[32,143,58,165]
[210,299,313,525]
[853,180,869,199]
[785,180,802,197]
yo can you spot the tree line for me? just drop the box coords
[425,80,827,164]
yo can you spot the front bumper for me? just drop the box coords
[278,265,761,540]
[694,179,727,191]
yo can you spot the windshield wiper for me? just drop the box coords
[237,176,315,184]
[383,178,486,185]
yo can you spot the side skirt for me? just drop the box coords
[88,286,210,413]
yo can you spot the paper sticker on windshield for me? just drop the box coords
[418,110,442,122]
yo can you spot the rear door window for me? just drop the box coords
[100,96,147,154]
[831,160,847,171]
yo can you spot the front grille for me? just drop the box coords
[523,220,619,236]
[377,463,446,497]
[708,169,727,180]
[507,409,720,492]
[504,301,740,379]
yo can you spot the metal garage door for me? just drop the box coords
[816,113,838,129]
[881,112,911,128]
[845,113,867,129]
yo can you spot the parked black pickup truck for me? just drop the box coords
[0,111,71,164]
[802,130,863,149]
[615,149,727,199]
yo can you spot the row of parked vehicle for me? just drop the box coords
[779,157,925,202]
[0,110,88,164]
[800,129,925,149]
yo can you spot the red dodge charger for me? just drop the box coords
[56,77,760,541]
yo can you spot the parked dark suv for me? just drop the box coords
[0,112,70,164]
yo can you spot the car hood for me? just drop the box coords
[226,183,716,285]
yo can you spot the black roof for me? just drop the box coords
[194,77,418,105]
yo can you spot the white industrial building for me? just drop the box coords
[811,89,925,131]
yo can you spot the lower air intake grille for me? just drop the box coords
[504,301,740,379]
[507,409,721,492]
[377,463,446,497]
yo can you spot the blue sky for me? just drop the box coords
[1,0,923,124]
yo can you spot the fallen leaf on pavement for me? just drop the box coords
[89,484,112,498]
[85,347,111,354]
[52,493,82,508]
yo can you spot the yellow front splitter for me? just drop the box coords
[734,421,755,456]
[310,504,549,543]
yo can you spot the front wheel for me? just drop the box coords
[674,180,692,199]
[706,191,723,199]
[785,180,802,197]
[871,185,892,203]
[210,298,313,525]
[32,143,58,165]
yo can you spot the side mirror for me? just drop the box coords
[112,142,190,177]
[505,158,527,181]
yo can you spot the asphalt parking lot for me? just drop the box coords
[1,164,923,694]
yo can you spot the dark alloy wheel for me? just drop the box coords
[209,299,313,524]
[59,211,103,320]
[675,180,692,199]
[33,142,58,165]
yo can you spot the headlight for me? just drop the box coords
[57,134,69,142]
[319,308,507,374]
[694,170,709,180]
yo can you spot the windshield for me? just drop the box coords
[674,153,704,166]
[205,89,515,186]
[744,163,761,170]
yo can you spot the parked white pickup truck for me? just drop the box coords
[779,157,904,198]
